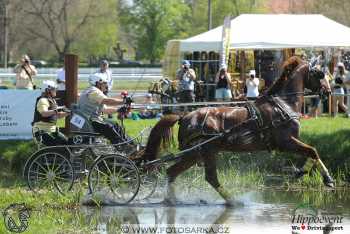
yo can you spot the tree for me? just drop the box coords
[190,0,266,30]
[19,0,117,61]
[119,0,191,64]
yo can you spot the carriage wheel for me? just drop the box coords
[135,170,158,201]
[27,152,74,195]
[88,154,140,205]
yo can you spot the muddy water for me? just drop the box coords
[79,188,350,234]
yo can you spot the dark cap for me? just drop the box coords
[100,60,109,65]
[182,60,190,66]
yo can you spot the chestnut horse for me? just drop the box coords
[142,56,333,206]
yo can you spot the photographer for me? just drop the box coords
[215,65,232,101]
[331,62,348,117]
[32,80,70,146]
[245,70,259,100]
[176,60,196,111]
[14,54,38,90]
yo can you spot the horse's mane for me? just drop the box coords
[266,56,306,95]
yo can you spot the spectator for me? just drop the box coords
[331,62,348,117]
[345,73,350,118]
[246,70,259,100]
[138,93,156,119]
[215,65,232,101]
[310,65,328,118]
[176,60,196,111]
[56,67,66,106]
[89,60,113,95]
[14,54,37,89]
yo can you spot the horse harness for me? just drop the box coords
[193,96,299,149]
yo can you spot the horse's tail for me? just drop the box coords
[142,114,180,162]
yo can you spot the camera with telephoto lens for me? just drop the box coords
[124,96,133,105]
[335,77,343,85]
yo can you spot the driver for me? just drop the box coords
[78,75,132,144]
[32,80,70,146]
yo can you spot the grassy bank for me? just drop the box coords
[1,117,350,184]
[0,117,349,233]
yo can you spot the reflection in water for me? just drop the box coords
[77,188,350,234]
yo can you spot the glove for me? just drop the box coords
[124,96,133,105]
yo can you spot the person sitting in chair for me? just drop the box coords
[32,80,70,146]
[78,75,132,144]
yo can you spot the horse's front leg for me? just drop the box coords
[203,152,243,207]
[164,154,198,205]
[280,136,334,188]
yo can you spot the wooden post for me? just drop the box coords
[239,51,246,94]
[64,54,78,133]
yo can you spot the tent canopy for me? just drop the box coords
[180,14,350,51]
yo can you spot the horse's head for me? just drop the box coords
[280,56,304,80]
[266,56,305,95]
[306,66,331,99]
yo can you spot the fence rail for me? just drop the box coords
[0,67,163,81]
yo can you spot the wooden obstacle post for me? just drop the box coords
[64,54,78,133]
[239,51,246,92]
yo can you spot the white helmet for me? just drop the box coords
[89,73,108,86]
[42,80,57,90]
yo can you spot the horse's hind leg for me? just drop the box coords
[203,153,242,207]
[164,154,198,205]
[281,136,334,188]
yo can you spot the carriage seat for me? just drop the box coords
[70,104,100,134]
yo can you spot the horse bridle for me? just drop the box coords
[271,63,328,99]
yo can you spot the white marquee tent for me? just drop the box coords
[180,14,350,52]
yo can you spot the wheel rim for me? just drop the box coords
[135,170,158,201]
[27,152,74,194]
[88,154,140,204]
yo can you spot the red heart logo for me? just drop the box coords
[301,224,305,230]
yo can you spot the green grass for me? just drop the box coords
[0,117,349,233]
[0,117,349,206]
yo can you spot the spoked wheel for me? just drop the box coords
[27,152,74,194]
[88,154,140,205]
[135,170,158,201]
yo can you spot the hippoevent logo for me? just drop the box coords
[3,203,30,233]
[291,203,344,232]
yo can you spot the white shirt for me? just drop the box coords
[57,68,65,91]
[94,69,113,91]
[246,78,259,98]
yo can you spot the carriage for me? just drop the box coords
[23,102,224,205]
[23,104,160,204]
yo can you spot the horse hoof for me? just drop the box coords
[323,175,335,188]
[225,199,244,208]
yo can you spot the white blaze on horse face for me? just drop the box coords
[320,78,331,92]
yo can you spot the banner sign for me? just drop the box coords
[0,90,41,140]
[220,16,232,67]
